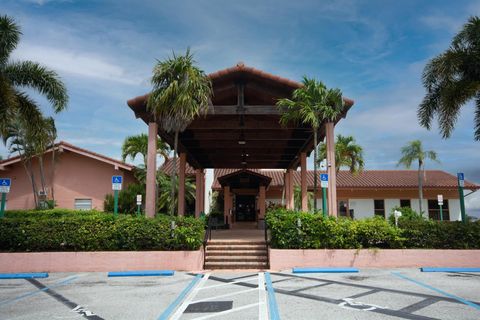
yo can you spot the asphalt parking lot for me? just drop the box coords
[0,269,479,319]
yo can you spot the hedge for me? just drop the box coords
[266,208,480,249]
[0,210,205,252]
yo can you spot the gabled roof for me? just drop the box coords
[217,169,272,188]
[213,169,480,190]
[0,141,135,171]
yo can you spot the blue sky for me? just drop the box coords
[1,0,479,214]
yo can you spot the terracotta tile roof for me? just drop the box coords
[127,63,355,110]
[209,62,355,106]
[0,141,135,171]
[160,158,196,176]
[213,169,479,190]
[208,62,303,89]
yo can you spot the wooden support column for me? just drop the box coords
[286,169,294,209]
[200,170,205,214]
[145,122,157,218]
[178,153,186,216]
[259,185,266,219]
[326,122,337,217]
[223,186,230,225]
[195,169,202,218]
[284,170,290,209]
[300,152,308,212]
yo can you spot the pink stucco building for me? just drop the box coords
[0,141,136,210]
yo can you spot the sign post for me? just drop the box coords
[0,178,11,218]
[112,176,122,217]
[320,174,328,217]
[136,194,142,217]
[437,194,443,221]
[457,173,466,223]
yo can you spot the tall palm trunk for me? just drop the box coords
[313,129,318,213]
[281,170,286,206]
[25,159,38,208]
[418,159,424,215]
[51,148,55,204]
[38,156,47,195]
[170,131,179,216]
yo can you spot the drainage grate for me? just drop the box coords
[184,301,233,313]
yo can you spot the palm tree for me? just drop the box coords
[0,15,68,137]
[3,116,56,208]
[397,140,439,215]
[147,49,212,215]
[121,133,171,166]
[418,16,480,141]
[156,172,196,215]
[277,77,344,212]
[317,134,364,174]
[294,186,313,212]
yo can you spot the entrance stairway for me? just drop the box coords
[204,239,269,270]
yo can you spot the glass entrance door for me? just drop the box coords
[235,195,256,221]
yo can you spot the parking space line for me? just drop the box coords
[289,282,331,293]
[265,272,280,320]
[169,272,211,320]
[258,272,268,320]
[392,272,480,311]
[200,275,258,290]
[190,302,259,320]
[26,278,104,320]
[0,275,78,307]
[348,289,380,299]
[399,298,440,313]
[157,273,204,320]
[191,288,257,304]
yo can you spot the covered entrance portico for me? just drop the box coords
[127,63,354,222]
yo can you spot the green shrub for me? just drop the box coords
[387,206,424,225]
[0,211,204,252]
[5,208,105,219]
[266,208,480,249]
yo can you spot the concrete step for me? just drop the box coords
[205,255,268,262]
[205,250,267,256]
[207,240,266,246]
[204,261,269,270]
[206,245,267,251]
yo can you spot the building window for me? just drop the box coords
[374,200,385,217]
[400,199,411,208]
[428,199,449,221]
[75,199,92,210]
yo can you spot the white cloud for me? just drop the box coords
[12,44,142,85]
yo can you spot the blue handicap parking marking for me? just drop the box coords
[320,174,328,181]
[0,178,11,186]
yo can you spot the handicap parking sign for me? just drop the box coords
[457,173,464,187]
[112,176,122,190]
[320,174,328,188]
[0,178,11,193]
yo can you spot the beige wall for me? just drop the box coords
[2,150,136,210]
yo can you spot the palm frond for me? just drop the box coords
[4,61,68,112]
[0,15,21,66]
